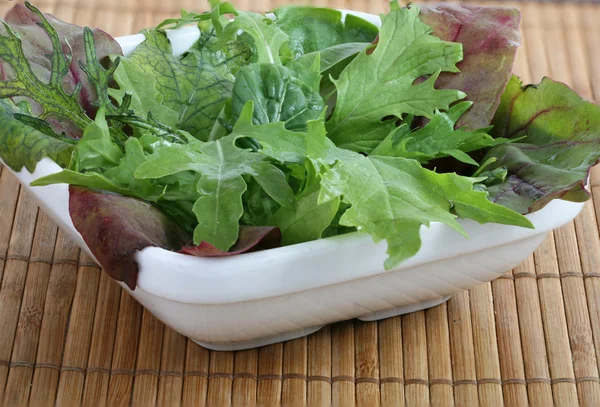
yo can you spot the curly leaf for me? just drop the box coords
[326,4,465,152]
[1,3,122,131]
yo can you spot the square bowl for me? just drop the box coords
[0,10,586,351]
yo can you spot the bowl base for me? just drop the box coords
[357,295,452,322]
[193,296,452,351]
[193,325,324,351]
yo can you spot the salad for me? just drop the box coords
[0,1,599,290]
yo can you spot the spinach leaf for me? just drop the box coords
[231,64,324,131]
[273,6,377,57]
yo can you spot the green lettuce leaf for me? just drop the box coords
[371,102,511,166]
[272,184,340,246]
[326,4,465,153]
[134,134,294,250]
[273,6,378,57]
[481,76,600,213]
[230,63,325,131]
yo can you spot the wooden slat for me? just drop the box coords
[54,258,101,405]
[447,291,478,405]
[106,293,143,406]
[492,274,528,405]
[534,237,579,404]
[355,321,380,407]
[470,283,504,404]
[282,337,307,405]
[256,344,283,404]
[181,340,210,407]
[28,231,80,407]
[232,349,258,406]
[130,311,164,406]
[402,312,429,405]
[307,327,331,407]
[332,322,355,407]
[425,304,454,406]
[513,256,554,405]
[81,272,121,405]
[2,212,56,406]
[156,328,186,406]
[378,317,404,406]
[206,350,234,406]
[0,189,40,404]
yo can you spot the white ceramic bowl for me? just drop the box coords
[0,11,586,351]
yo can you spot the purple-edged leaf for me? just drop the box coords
[3,4,122,121]
[420,4,521,129]
[180,226,281,257]
[481,76,600,214]
[69,186,191,290]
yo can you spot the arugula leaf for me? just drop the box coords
[420,4,521,130]
[371,102,511,166]
[0,99,73,172]
[111,29,234,141]
[326,4,465,153]
[481,76,600,213]
[71,107,122,172]
[134,134,294,250]
[273,6,378,57]
[231,64,325,131]
[156,9,210,30]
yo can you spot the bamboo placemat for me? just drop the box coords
[1,0,600,405]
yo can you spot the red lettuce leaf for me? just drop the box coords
[69,186,191,290]
[180,226,281,257]
[420,5,521,130]
[482,76,600,214]
[2,4,122,132]
[69,187,282,289]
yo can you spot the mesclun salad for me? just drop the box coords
[0,1,599,290]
